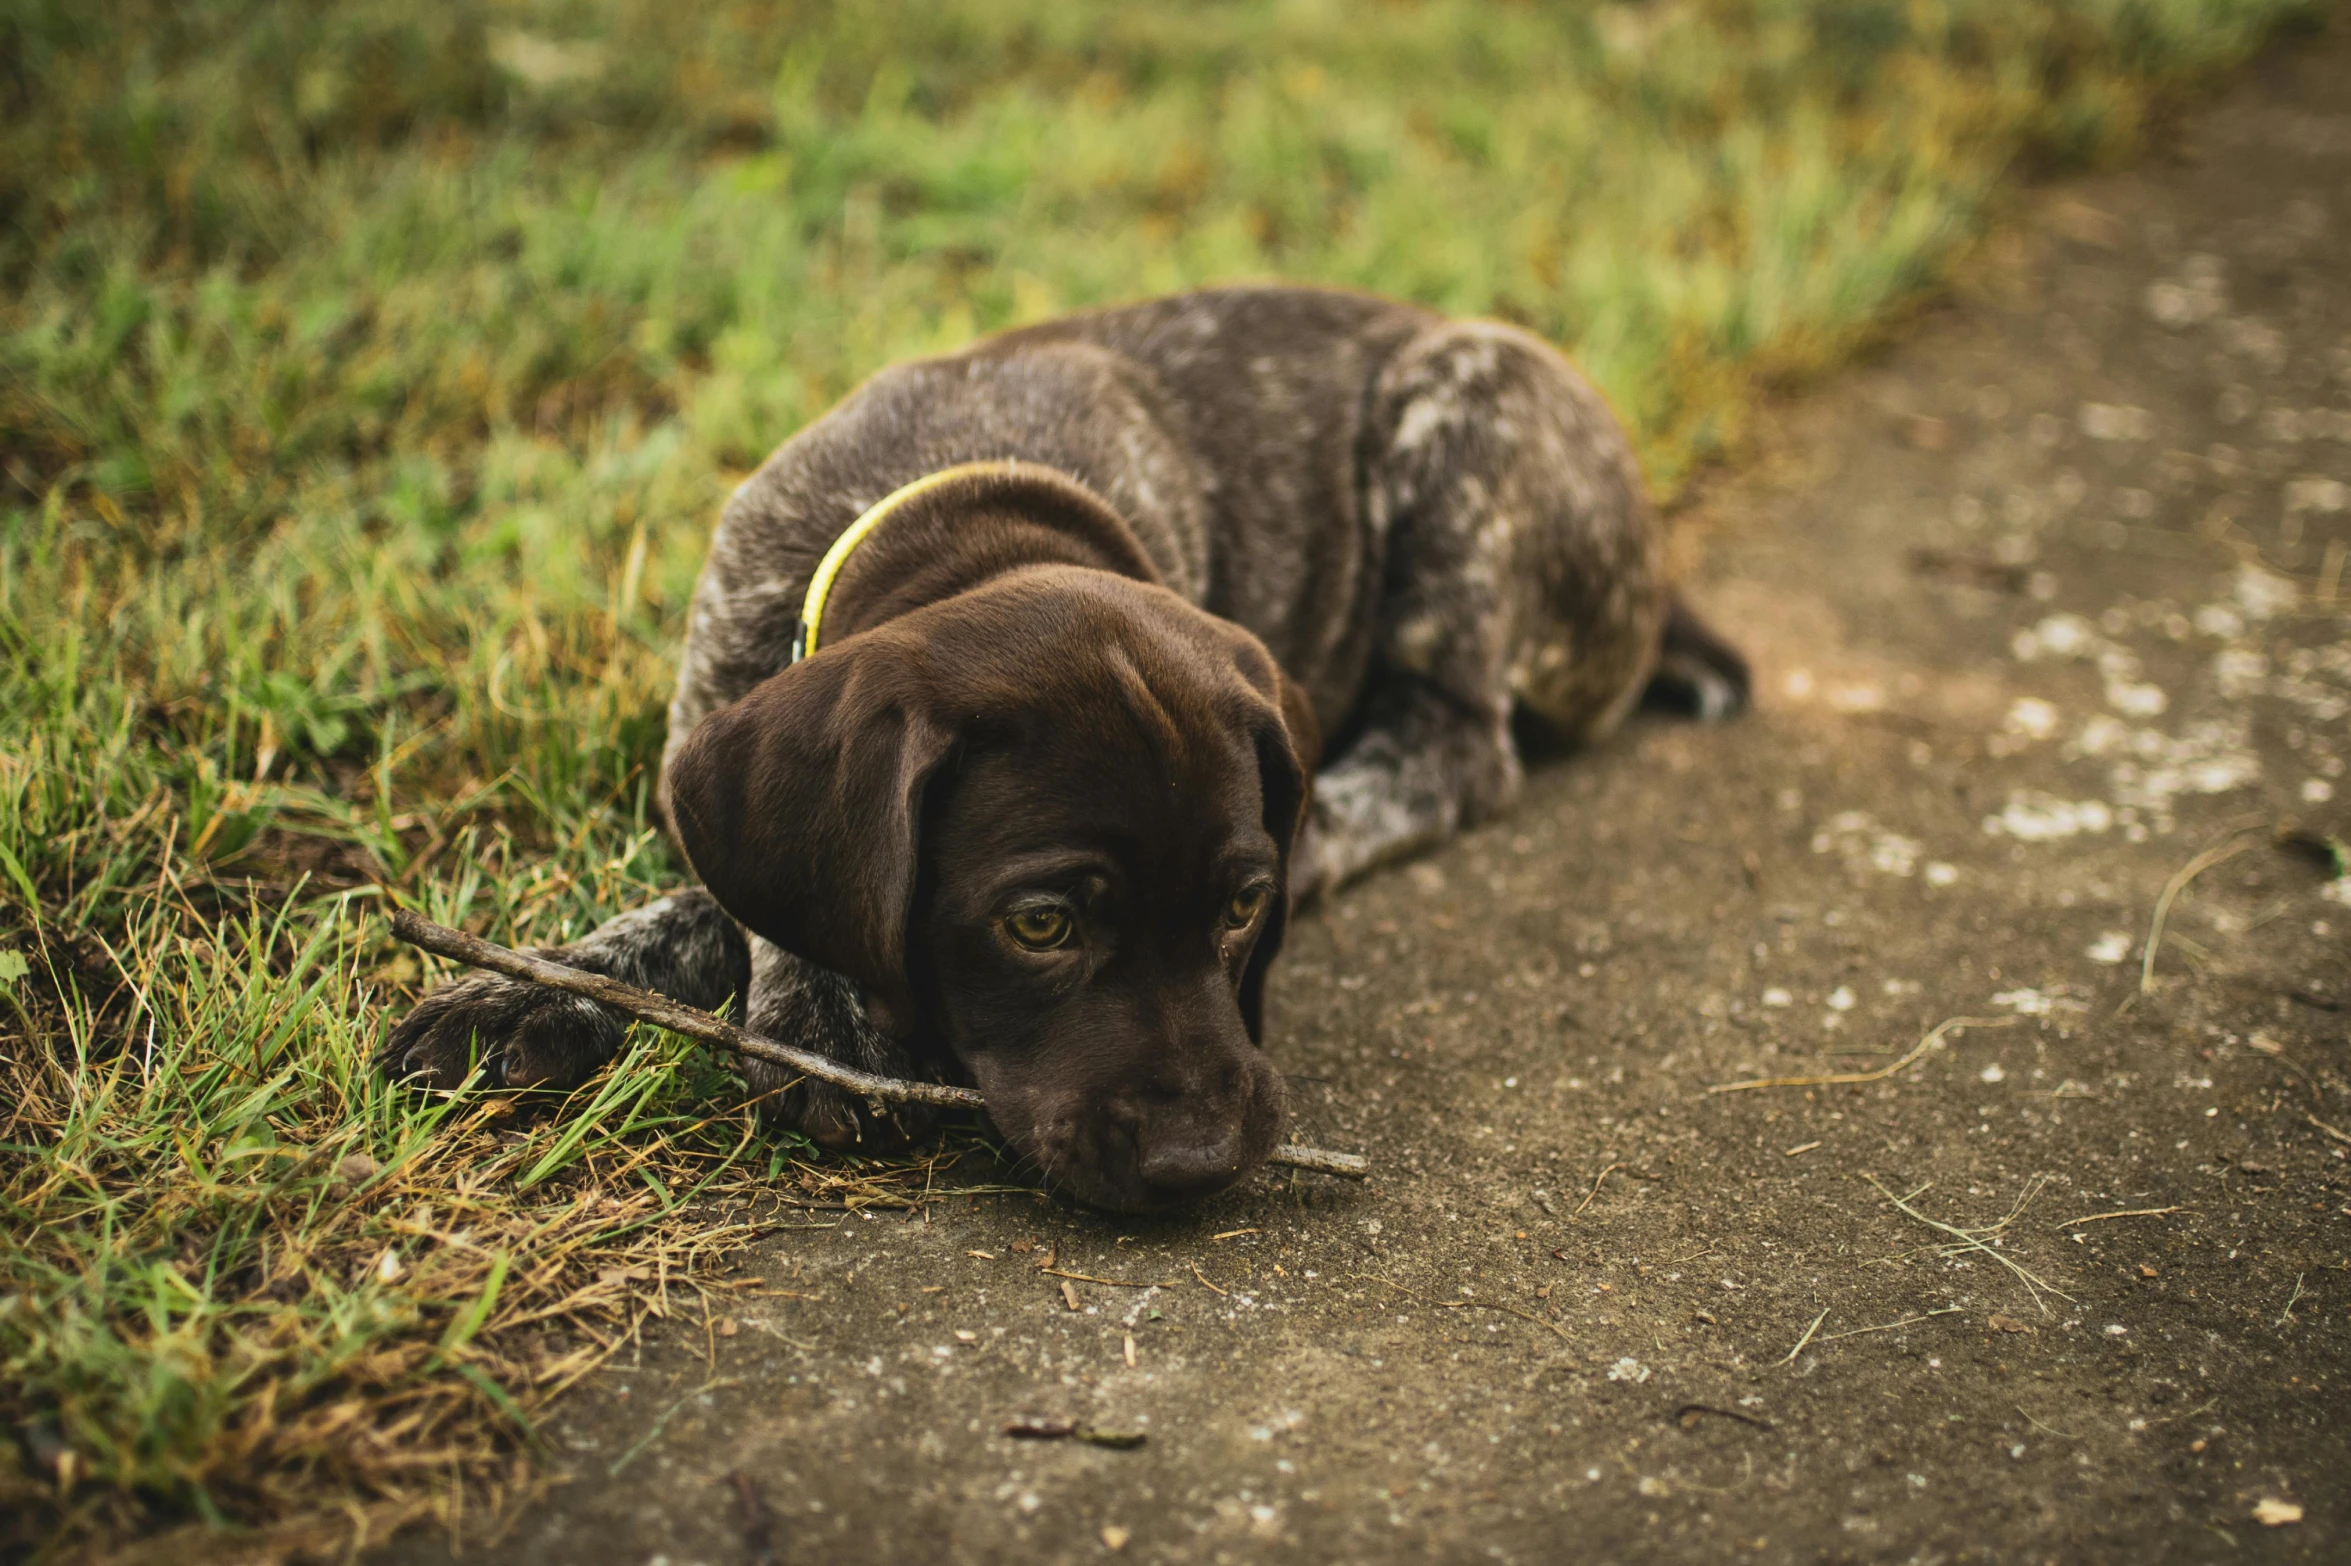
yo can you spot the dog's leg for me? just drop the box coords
[737,935,937,1151]
[1299,679,1518,897]
[382,888,748,1090]
[1301,320,1673,898]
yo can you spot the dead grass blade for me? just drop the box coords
[1863,1174,2073,1316]
[1709,1016,2014,1094]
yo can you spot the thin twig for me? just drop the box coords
[2055,1206,2186,1229]
[1674,1403,1775,1431]
[1357,1274,1569,1343]
[1817,1306,1963,1343]
[727,1470,780,1566]
[2141,833,2258,996]
[1708,1016,2014,1095]
[1436,1298,1573,1343]
[388,909,1366,1179]
[2016,1405,2079,1440]
[1038,1268,1175,1289]
[2304,1112,2351,1147]
[1778,1308,1829,1365]
[1572,1162,1628,1218]
[2148,1395,2221,1428]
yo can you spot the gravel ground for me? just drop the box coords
[383,25,2351,1565]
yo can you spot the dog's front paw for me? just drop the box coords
[743,952,936,1153]
[381,969,628,1092]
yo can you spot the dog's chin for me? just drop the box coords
[990,1085,1287,1214]
[1044,1146,1267,1214]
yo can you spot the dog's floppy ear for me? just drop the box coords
[1238,659,1319,1043]
[664,641,951,1034]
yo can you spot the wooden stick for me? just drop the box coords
[387,908,1367,1181]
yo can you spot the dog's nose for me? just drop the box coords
[1134,1125,1249,1198]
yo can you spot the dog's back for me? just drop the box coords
[671,287,1434,751]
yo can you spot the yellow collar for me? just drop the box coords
[791,460,1018,663]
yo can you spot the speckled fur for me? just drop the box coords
[387,286,1740,1131]
[381,889,746,1087]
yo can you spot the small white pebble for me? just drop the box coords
[1924,862,1959,887]
[1980,1064,2006,1083]
[2304,778,2335,803]
[1826,985,1855,1012]
[2105,1324,2128,1336]
[2087,931,2131,964]
[1762,987,1793,1008]
[2005,698,2060,740]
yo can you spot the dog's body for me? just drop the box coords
[386,286,1744,1209]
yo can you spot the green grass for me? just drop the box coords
[0,0,2323,1553]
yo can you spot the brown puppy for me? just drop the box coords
[669,557,1312,1207]
[383,286,1745,1211]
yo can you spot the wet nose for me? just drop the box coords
[1134,1122,1250,1198]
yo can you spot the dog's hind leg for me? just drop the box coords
[1301,320,1669,897]
[1299,678,1519,896]
[382,888,749,1091]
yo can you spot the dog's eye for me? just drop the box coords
[1004,906,1073,951]
[1225,884,1271,928]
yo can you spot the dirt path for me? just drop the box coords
[385,28,2351,1565]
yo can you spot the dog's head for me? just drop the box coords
[665,565,1318,1211]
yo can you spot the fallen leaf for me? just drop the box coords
[1988,1313,2033,1335]
[717,1317,738,1337]
[1060,1280,1082,1311]
[1101,1524,1132,1550]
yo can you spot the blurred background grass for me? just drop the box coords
[0,0,2324,1554]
